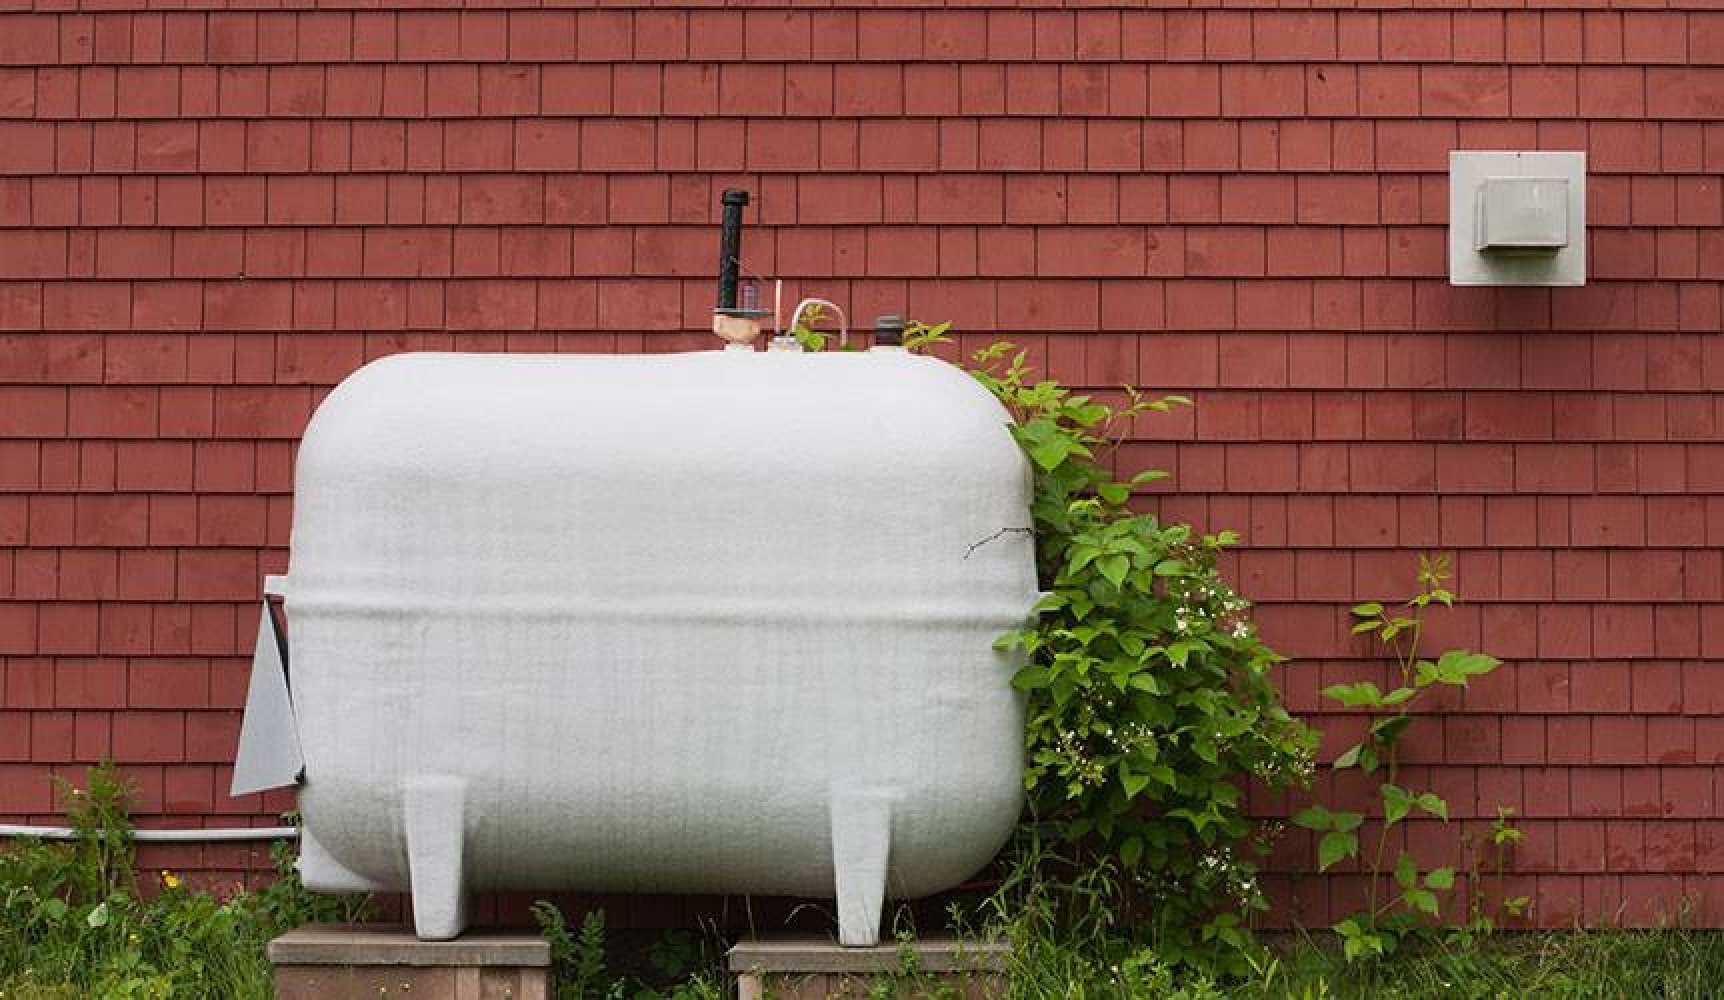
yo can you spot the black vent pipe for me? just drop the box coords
[716,189,750,313]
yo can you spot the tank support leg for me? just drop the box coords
[404,774,469,940]
[830,788,892,947]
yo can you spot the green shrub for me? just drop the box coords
[971,343,1316,972]
[784,319,1317,971]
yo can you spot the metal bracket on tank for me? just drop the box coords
[230,577,305,797]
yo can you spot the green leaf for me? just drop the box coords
[1438,649,1502,679]
[40,897,68,921]
[1322,681,1385,709]
[1417,649,1503,687]
[1335,920,1384,962]
[1394,851,1418,890]
[1291,806,1332,831]
[1333,743,1363,770]
[1032,591,1068,612]
[1331,810,1364,833]
[1011,666,1051,690]
[1318,831,1358,871]
[1379,686,1418,707]
[1370,714,1413,746]
[1344,934,1381,961]
[1020,422,1075,472]
[1350,603,1384,618]
[1098,554,1130,587]
[1425,866,1456,890]
[1028,439,1071,472]
[1071,403,1110,427]
[1120,836,1145,869]
[86,901,109,928]
[1404,888,1440,917]
[1415,792,1450,821]
[1120,770,1151,799]
[1382,784,1413,825]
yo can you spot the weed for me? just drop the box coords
[1292,555,1512,962]
[531,901,727,1000]
[0,762,366,999]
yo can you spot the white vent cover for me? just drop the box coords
[1450,151,1586,286]
[1475,176,1569,251]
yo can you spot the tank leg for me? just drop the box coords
[830,788,893,947]
[403,774,469,940]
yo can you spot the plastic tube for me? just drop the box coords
[0,824,297,842]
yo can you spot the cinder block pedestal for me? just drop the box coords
[268,924,552,1000]
[729,936,1009,999]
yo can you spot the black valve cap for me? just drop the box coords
[874,315,906,347]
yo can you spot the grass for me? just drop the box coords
[956,840,1724,999]
[964,900,1724,999]
[9,766,1724,998]
[975,894,1724,999]
[1245,928,1724,1000]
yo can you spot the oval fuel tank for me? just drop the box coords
[283,350,1039,945]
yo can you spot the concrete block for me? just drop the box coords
[269,924,551,1000]
[730,936,1008,999]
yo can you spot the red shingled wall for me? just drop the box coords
[1,2,1723,927]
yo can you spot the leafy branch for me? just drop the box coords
[794,325,1317,971]
[973,342,1316,972]
[1292,554,1506,961]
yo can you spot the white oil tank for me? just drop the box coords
[242,349,1038,945]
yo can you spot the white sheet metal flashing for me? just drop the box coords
[230,595,303,797]
[252,350,1038,947]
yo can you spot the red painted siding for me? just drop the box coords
[0,2,1722,924]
